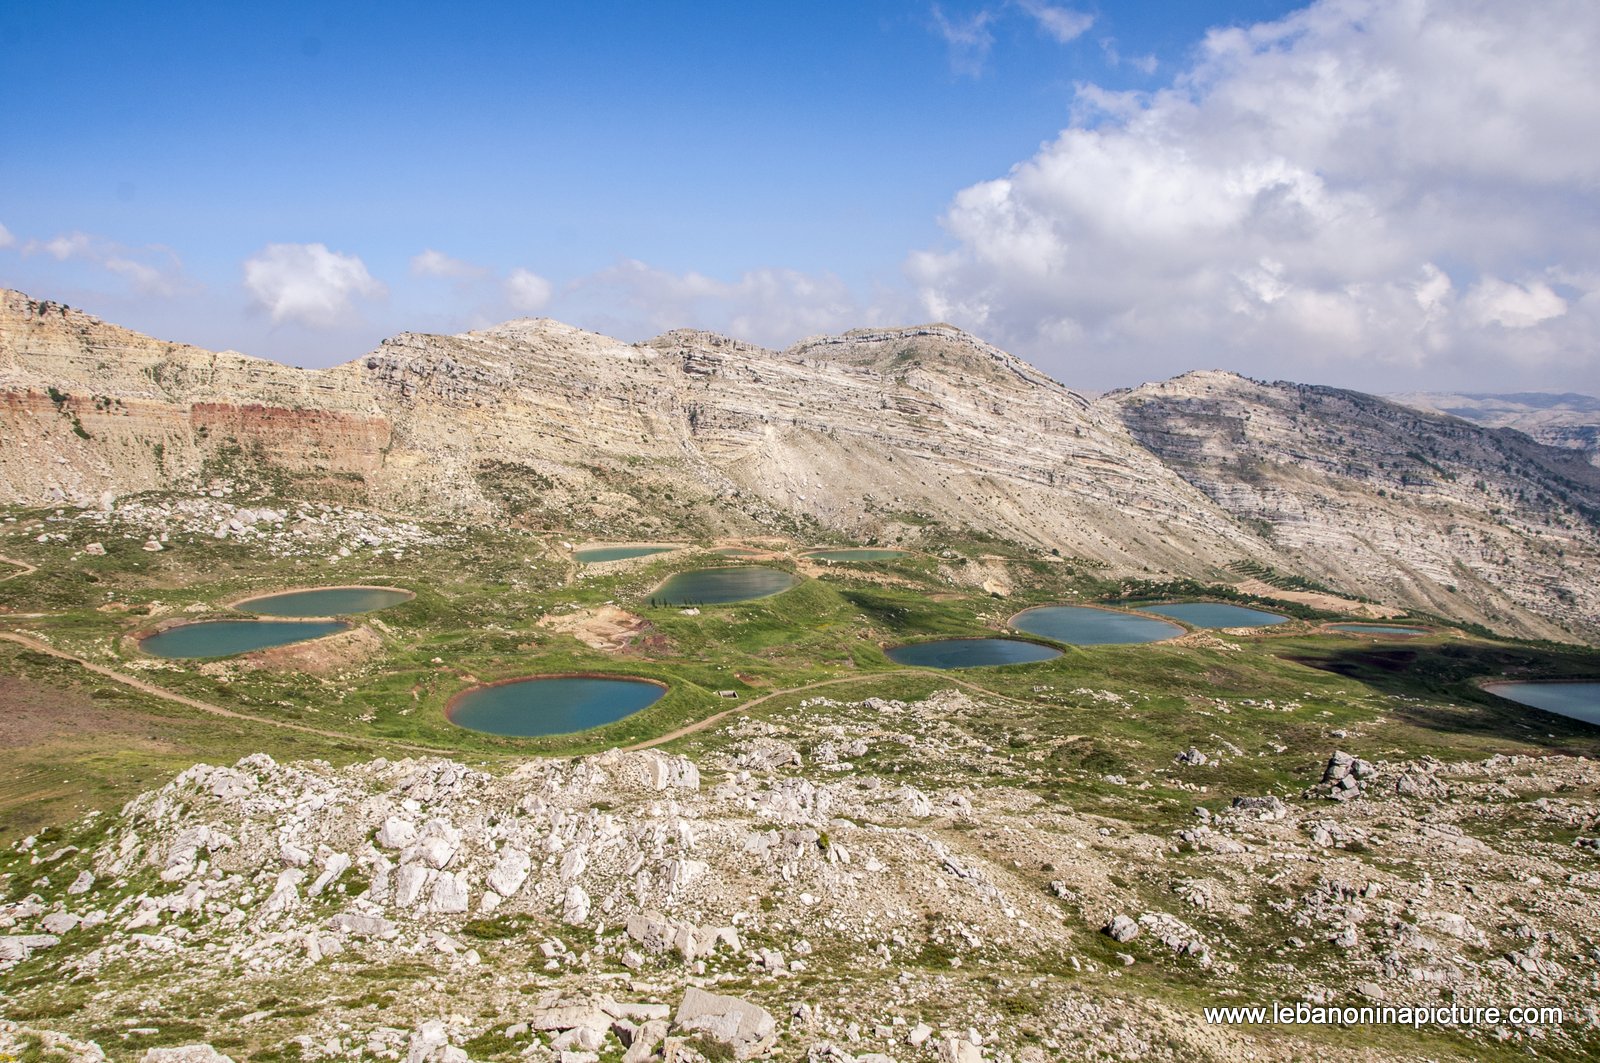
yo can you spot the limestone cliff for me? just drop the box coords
[1107,371,1600,640]
[6,289,1600,639]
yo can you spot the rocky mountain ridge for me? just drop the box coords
[4,290,1599,640]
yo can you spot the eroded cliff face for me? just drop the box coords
[1106,371,1600,640]
[6,289,1600,638]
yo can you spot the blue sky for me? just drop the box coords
[3,1,1598,393]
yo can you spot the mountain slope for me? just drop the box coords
[1106,371,1600,639]
[0,290,1270,577]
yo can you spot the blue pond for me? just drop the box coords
[449,676,666,737]
[652,567,800,606]
[886,638,1061,669]
[1329,623,1427,636]
[1136,603,1288,628]
[1011,605,1181,646]
[1486,682,1600,728]
[236,586,412,616]
[140,620,350,659]
[575,545,676,563]
[805,549,909,562]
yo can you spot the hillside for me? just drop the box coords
[1389,391,1600,464]
[6,290,1600,639]
[1106,371,1600,640]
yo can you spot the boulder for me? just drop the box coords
[673,987,777,1060]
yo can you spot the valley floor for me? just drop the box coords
[3,488,1600,1062]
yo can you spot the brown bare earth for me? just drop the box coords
[239,623,387,674]
[1232,578,1403,618]
[537,604,652,651]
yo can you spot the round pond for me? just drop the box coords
[1485,682,1600,728]
[885,637,1062,669]
[140,620,350,659]
[651,566,800,606]
[448,676,666,737]
[1011,605,1181,645]
[1135,603,1288,628]
[805,549,909,562]
[1329,623,1427,637]
[575,545,677,564]
[235,586,413,616]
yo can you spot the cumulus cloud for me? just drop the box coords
[243,243,385,327]
[20,229,187,296]
[563,259,887,348]
[410,249,486,279]
[911,0,1600,387]
[505,268,553,312]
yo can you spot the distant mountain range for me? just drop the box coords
[1390,391,1600,464]
[5,287,1600,641]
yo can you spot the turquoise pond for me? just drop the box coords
[1486,682,1600,728]
[448,677,666,737]
[575,545,677,563]
[651,567,800,606]
[1136,603,1288,628]
[1329,623,1427,636]
[1011,605,1182,645]
[235,587,413,616]
[140,620,350,659]
[805,549,909,562]
[885,638,1062,669]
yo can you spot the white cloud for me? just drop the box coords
[0,222,16,249]
[505,268,553,312]
[20,229,187,295]
[911,0,1600,386]
[562,259,887,348]
[931,5,996,76]
[1464,278,1568,330]
[243,243,385,327]
[1015,0,1092,44]
[410,249,486,279]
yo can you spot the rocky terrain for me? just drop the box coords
[1109,372,1600,640]
[12,288,1600,639]
[4,686,1600,1061]
[1390,391,1600,464]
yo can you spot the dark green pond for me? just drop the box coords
[651,566,800,606]
[805,549,909,562]
[235,587,413,616]
[1329,623,1427,636]
[448,676,666,737]
[1136,603,1288,628]
[575,545,677,563]
[1486,682,1600,727]
[885,637,1061,669]
[140,620,350,659]
[1012,605,1181,645]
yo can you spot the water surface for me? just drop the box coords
[886,638,1061,669]
[1135,603,1288,628]
[1012,605,1181,645]
[652,567,799,606]
[575,545,676,563]
[1486,682,1600,728]
[806,549,909,562]
[449,676,666,737]
[1329,623,1427,636]
[236,587,412,616]
[141,620,349,659]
